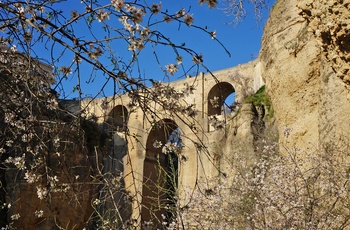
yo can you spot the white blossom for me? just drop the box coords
[162,142,180,154]
[111,0,124,11]
[24,171,38,184]
[36,186,48,200]
[10,213,20,220]
[165,63,178,76]
[153,140,162,148]
[35,210,44,218]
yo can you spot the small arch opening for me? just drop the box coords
[207,82,235,116]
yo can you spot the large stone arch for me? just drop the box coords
[207,82,236,116]
[141,119,180,228]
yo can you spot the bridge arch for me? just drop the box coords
[141,119,180,228]
[207,82,235,116]
[105,105,129,132]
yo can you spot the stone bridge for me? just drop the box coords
[66,59,263,226]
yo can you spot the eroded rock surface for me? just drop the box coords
[260,0,350,149]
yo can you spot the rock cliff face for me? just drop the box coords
[260,0,350,150]
[4,126,98,230]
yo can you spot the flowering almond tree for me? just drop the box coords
[182,135,350,229]
[0,0,268,229]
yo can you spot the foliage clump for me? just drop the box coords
[244,85,274,118]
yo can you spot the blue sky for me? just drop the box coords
[157,0,273,70]
[26,0,276,99]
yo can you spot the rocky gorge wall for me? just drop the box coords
[260,0,350,150]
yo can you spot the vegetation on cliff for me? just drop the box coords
[244,85,273,119]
